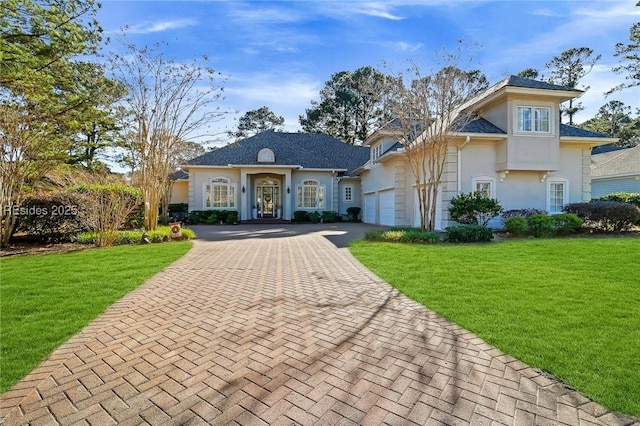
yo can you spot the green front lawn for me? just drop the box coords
[0,242,192,392]
[350,237,640,417]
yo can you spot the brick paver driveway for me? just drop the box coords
[2,224,637,425]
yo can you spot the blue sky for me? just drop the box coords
[97,0,639,146]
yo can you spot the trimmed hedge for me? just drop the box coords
[365,228,440,244]
[564,201,640,232]
[76,226,197,245]
[188,210,238,225]
[444,225,494,243]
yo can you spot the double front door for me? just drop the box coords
[256,181,280,218]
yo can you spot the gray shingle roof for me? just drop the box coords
[460,116,506,134]
[591,145,640,177]
[185,131,370,175]
[559,124,609,138]
[504,76,581,92]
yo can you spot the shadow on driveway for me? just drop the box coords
[188,222,388,248]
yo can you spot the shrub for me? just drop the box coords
[321,211,338,223]
[14,192,86,243]
[564,201,640,232]
[501,208,546,225]
[206,212,219,224]
[527,214,555,238]
[225,211,238,224]
[293,210,310,223]
[504,216,529,236]
[73,184,142,247]
[365,230,384,241]
[346,206,361,222]
[76,226,196,245]
[363,228,440,244]
[444,225,494,243]
[168,203,188,213]
[309,211,321,224]
[597,192,640,209]
[449,192,503,226]
[553,213,583,235]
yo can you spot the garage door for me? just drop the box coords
[363,193,376,224]
[413,186,443,230]
[379,190,395,226]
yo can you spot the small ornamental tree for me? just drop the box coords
[73,184,142,247]
[449,191,503,226]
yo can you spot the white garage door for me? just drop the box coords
[379,190,395,226]
[413,186,443,230]
[363,193,376,224]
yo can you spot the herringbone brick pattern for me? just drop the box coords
[1,225,637,425]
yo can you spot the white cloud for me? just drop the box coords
[114,19,197,35]
[384,41,424,52]
[503,1,638,62]
[529,8,562,18]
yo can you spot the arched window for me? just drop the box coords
[204,177,236,209]
[257,148,275,163]
[297,179,324,209]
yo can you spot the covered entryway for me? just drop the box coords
[256,178,280,218]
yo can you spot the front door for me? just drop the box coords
[256,179,280,218]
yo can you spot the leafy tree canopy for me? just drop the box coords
[611,2,640,93]
[580,100,639,147]
[299,66,391,145]
[545,47,601,125]
[229,106,284,140]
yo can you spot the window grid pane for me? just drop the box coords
[550,183,564,213]
[345,186,352,201]
[476,182,491,198]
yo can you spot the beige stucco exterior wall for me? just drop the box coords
[169,181,189,204]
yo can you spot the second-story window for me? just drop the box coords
[517,106,551,133]
[372,143,383,160]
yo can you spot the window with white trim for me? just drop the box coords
[372,143,383,160]
[517,106,551,133]
[547,178,568,214]
[257,148,275,162]
[344,185,353,202]
[204,178,235,209]
[297,179,324,209]
[471,176,496,199]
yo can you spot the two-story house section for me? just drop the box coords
[358,76,616,229]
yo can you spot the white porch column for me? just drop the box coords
[240,170,248,221]
[284,170,292,220]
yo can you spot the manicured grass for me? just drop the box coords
[0,242,192,392]
[350,237,640,417]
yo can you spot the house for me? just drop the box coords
[590,145,640,198]
[182,131,369,221]
[182,76,616,228]
[357,76,616,228]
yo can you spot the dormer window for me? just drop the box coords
[257,148,275,162]
[517,106,551,133]
[372,143,384,160]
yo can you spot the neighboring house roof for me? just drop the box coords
[184,130,370,175]
[591,145,640,177]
